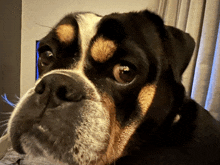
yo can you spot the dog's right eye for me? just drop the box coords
[39,50,54,67]
[113,63,137,84]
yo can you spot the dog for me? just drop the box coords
[7,9,220,165]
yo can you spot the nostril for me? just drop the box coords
[35,81,46,94]
[56,86,68,100]
[34,74,85,105]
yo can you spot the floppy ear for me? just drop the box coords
[142,26,195,126]
[163,26,195,82]
[142,10,195,82]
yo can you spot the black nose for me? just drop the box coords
[35,73,85,108]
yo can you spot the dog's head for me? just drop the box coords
[8,10,195,165]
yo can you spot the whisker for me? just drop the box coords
[35,23,53,29]
[0,123,8,128]
[15,94,20,100]
[0,119,9,124]
[0,112,12,115]
[1,128,8,138]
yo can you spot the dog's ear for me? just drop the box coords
[163,26,195,82]
[142,10,195,82]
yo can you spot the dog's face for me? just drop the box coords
[8,10,195,165]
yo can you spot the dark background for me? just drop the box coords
[0,1,21,135]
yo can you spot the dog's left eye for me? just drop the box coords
[113,63,136,83]
[39,50,54,67]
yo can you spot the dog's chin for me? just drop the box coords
[9,91,111,165]
[20,133,72,165]
[18,124,108,165]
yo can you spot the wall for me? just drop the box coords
[21,0,160,96]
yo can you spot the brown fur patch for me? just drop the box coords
[98,93,138,164]
[115,121,137,155]
[99,92,130,164]
[99,93,118,164]
[113,85,156,157]
[98,85,156,164]
[91,37,117,63]
[56,24,75,44]
[138,84,157,116]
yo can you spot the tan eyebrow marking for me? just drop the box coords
[56,24,75,44]
[91,37,117,63]
[138,84,157,116]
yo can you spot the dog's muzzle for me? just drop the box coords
[8,71,110,164]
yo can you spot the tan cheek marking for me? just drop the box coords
[56,24,75,44]
[100,92,116,127]
[116,121,137,155]
[138,84,157,116]
[91,37,117,63]
[99,85,156,164]
[115,84,157,156]
[99,93,120,164]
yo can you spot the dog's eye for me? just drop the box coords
[39,50,54,67]
[113,63,136,83]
